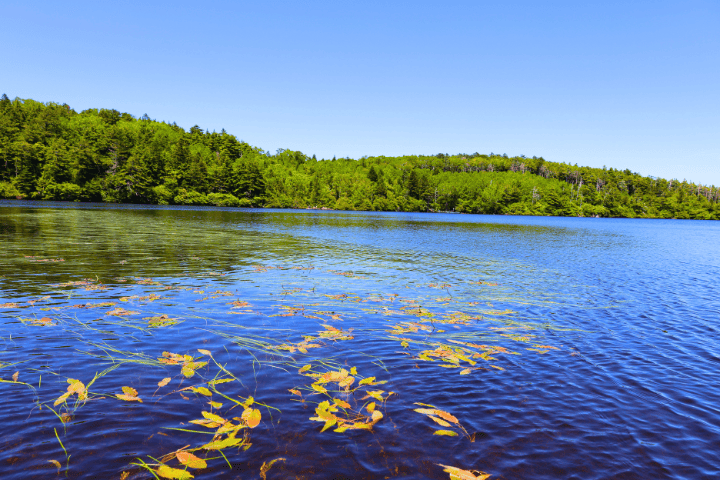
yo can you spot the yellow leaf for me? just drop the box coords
[156,464,194,479]
[366,402,376,413]
[333,398,351,409]
[299,364,312,373]
[158,377,171,387]
[358,376,376,386]
[371,410,384,423]
[459,368,472,375]
[195,387,212,396]
[117,394,142,402]
[365,390,384,402]
[289,388,302,396]
[242,408,261,428]
[311,383,328,394]
[48,459,61,470]
[67,380,86,395]
[197,349,212,356]
[320,417,337,432]
[434,430,458,436]
[427,415,451,427]
[201,437,242,450]
[350,366,357,375]
[120,471,130,480]
[176,451,207,469]
[201,411,227,424]
[12,371,18,382]
[437,464,491,480]
[208,401,222,408]
[208,378,234,386]
[339,376,355,389]
[490,365,504,371]
[181,365,195,378]
[121,386,138,397]
[242,395,254,408]
[54,392,71,406]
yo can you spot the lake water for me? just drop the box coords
[1,200,719,479]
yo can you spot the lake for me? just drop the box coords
[1,200,719,479]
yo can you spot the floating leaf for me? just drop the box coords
[358,377,376,386]
[437,464,491,480]
[459,368,472,375]
[428,415,451,427]
[490,365,504,371]
[312,383,328,394]
[434,430,458,436]
[320,417,337,432]
[67,380,86,396]
[54,392,71,406]
[156,464,194,479]
[209,378,234,386]
[197,349,211,356]
[201,437,242,450]
[117,394,142,402]
[242,408,261,428]
[434,410,458,424]
[371,410,384,423]
[299,364,312,373]
[12,371,18,382]
[122,386,138,397]
[333,398,351,409]
[194,387,212,396]
[366,402,376,413]
[120,472,130,480]
[201,411,227,424]
[176,451,207,469]
[181,365,196,378]
[208,401,222,408]
[289,388,302,396]
[158,377,171,387]
[48,459,61,470]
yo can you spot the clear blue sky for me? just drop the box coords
[2,1,718,185]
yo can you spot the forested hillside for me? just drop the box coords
[1,96,718,219]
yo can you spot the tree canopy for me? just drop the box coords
[1,96,718,219]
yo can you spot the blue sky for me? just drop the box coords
[2,1,718,185]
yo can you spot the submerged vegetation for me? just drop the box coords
[0,259,561,478]
[1,94,718,219]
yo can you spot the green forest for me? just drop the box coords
[1,95,718,219]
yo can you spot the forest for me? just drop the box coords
[1,95,718,220]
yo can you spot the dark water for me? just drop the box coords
[1,200,719,480]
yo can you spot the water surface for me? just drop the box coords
[1,200,719,479]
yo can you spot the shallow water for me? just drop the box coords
[1,200,719,479]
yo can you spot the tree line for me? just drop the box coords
[1,95,718,220]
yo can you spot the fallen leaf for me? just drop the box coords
[122,386,138,397]
[156,464,194,479]
[176,451,207,469]
[158,377,171,387]
[434,430,459,436]
[48,459,61,470]
[427,415,451,427]
[12,371,18,382]
[289,388,302,396]
[242,408,261,428]
[437,464,491,480]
